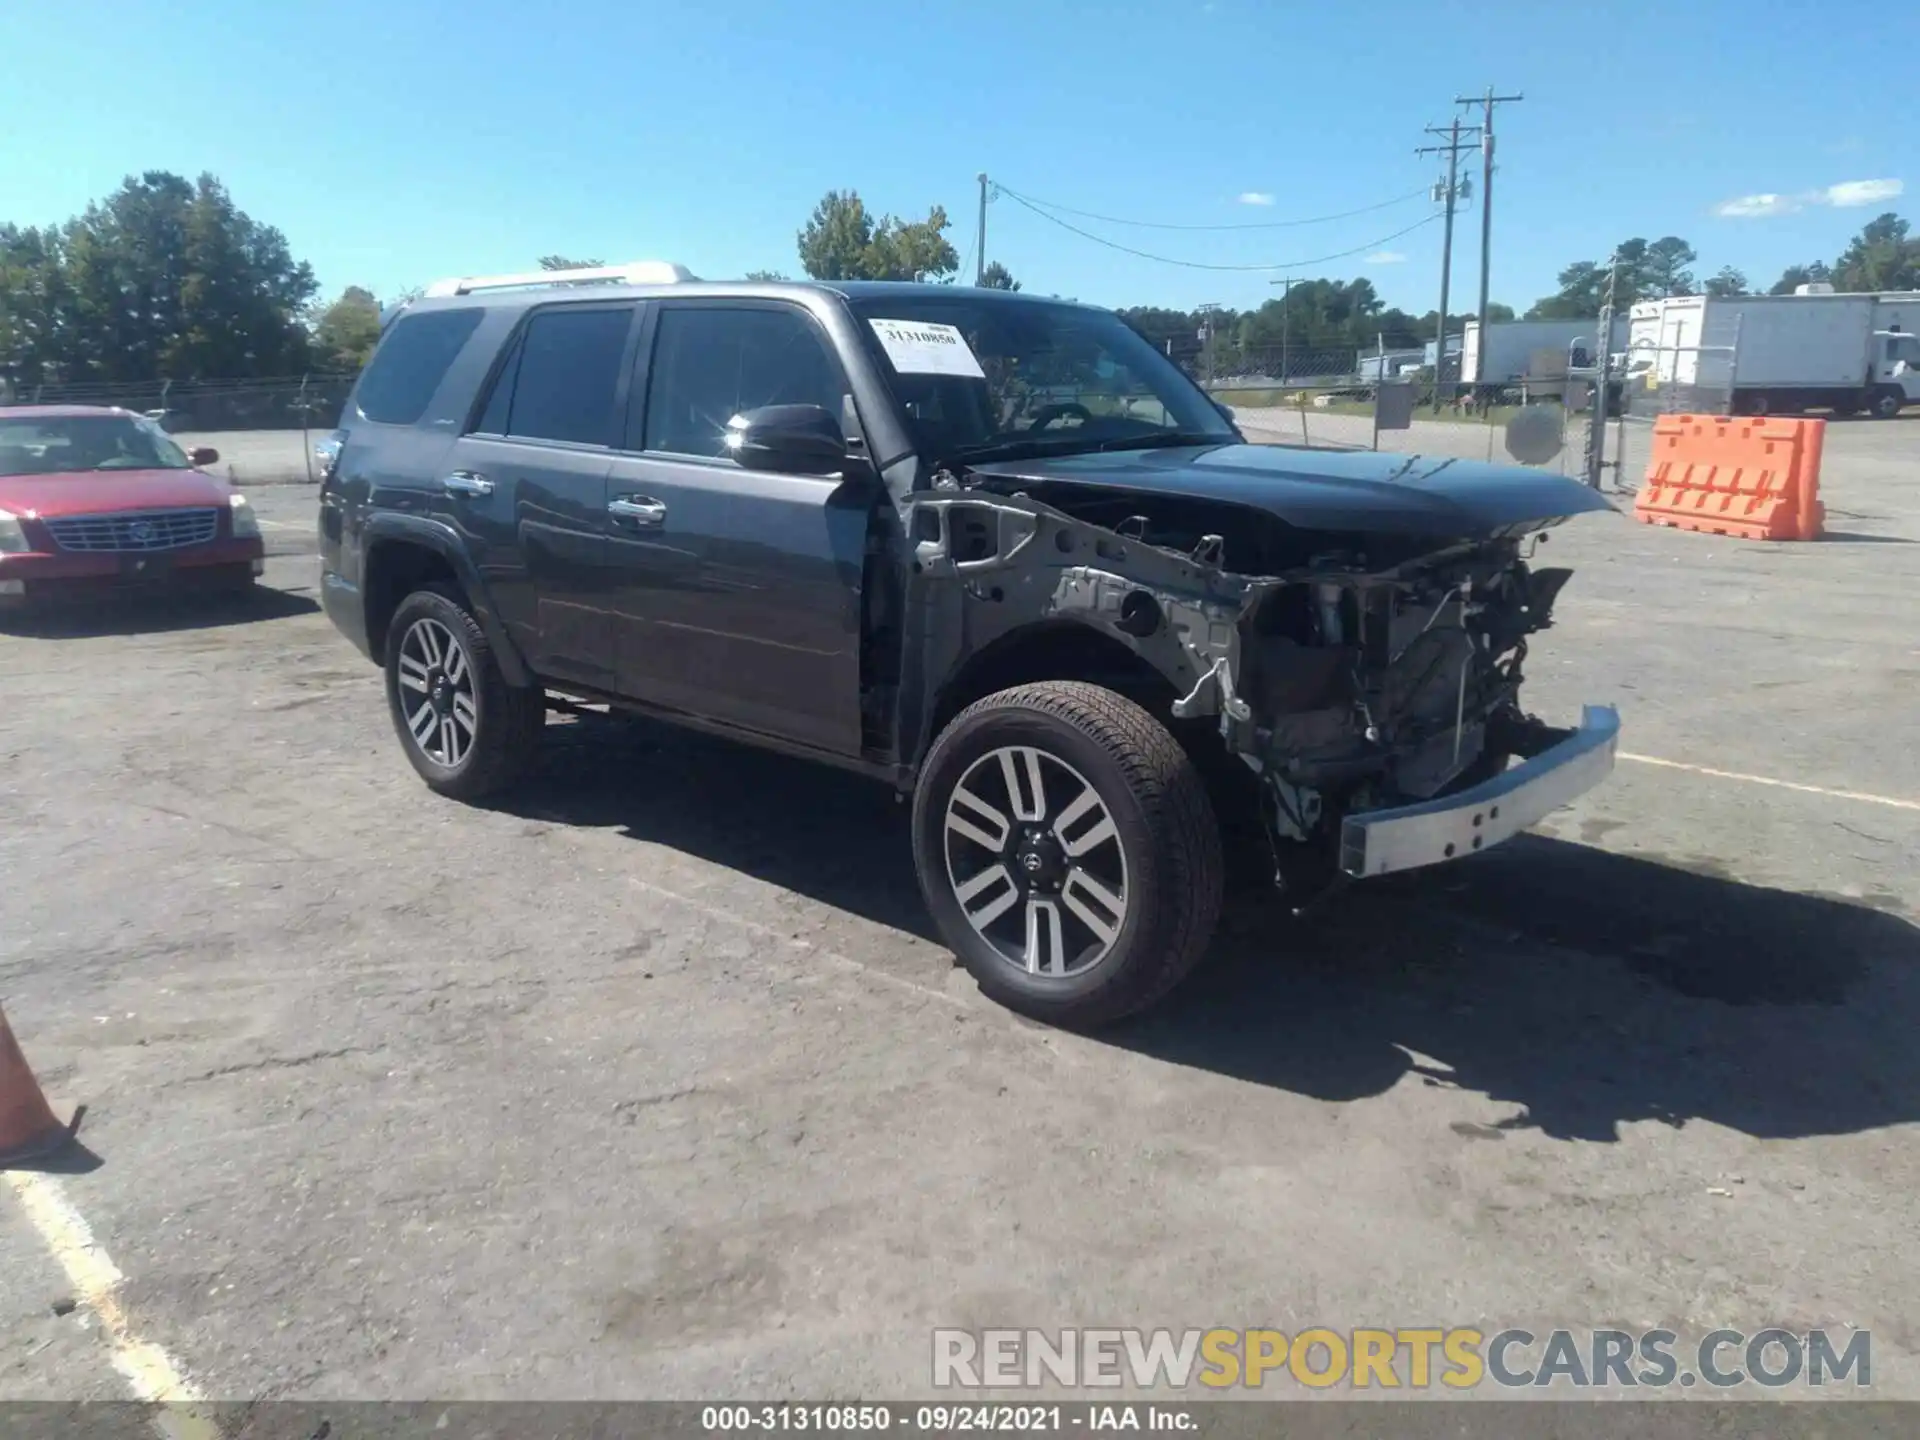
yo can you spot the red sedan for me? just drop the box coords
[0,405,266,610]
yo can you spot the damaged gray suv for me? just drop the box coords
[318,261,1620,1028]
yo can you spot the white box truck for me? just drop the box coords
[1626,289,1920,419]
[1462,317,1631,389]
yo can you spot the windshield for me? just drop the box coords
[849,294,1236,460]
[0,414,193,477]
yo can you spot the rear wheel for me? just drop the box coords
[912,681,1224,1029]
[383,584,544,800]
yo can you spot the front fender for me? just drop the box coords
[361,512,534,689]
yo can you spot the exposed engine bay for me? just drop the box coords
[902,467,1592,892]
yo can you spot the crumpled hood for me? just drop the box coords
[966,443,1618,537]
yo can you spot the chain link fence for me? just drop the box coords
[0,374,354,485]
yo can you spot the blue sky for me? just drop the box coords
[2,0,1910,318]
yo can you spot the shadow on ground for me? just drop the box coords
[0,586,318,639]
[500,711,1920,1145]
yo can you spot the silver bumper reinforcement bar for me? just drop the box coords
[1339,705,1621,879]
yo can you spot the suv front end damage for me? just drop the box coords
[908,467,1619,893]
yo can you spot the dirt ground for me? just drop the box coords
[2,419,1917,1405]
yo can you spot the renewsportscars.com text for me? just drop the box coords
[932,1327,1871,1391]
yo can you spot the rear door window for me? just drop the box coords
[482,305,635,447]
[354,309,485,425]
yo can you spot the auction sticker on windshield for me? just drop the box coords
[869,319,986,379]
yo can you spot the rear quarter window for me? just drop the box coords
[354,308,486,425]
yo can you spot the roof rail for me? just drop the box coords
[422,260,698,299]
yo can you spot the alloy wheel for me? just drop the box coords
[942,745,1131,978]
[396,617,478,768]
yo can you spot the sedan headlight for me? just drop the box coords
[229,495,262,540]
[0,509,28,554]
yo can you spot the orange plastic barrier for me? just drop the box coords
[1635,414,1826,541]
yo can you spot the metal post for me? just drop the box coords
[975,174,988,286]
[1372,331,1385,451]
[1723,312,1744,416]
[1584,255,1617,490]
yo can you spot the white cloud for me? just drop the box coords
[1237,192,1275,207]
[1824,178,1903,207]
[1364,250,1408,264]
[1714,178,1903,218]
[1715,193,1799,218]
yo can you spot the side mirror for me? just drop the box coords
[189,446,220,467]
[725,404,846,474]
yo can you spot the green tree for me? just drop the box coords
[1527,236,1699,317]
[312,285,383,372]
[52,171,316,382]
[1832,213,1918,292]
[1768,261,1833,295]
[0,224,73,389]
[1703,266,1750,299]
[538,255,603,271]
[797,190,959,282]
[979,260,1020,290]
[744,269,789,282]
[1116,306,1200,358]
[1643,236,1698,298]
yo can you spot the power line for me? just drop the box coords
[993,182,1430,232]
[995,187,1441,272]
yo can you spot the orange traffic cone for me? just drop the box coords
[0,1003,83,1168]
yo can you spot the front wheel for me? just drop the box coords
[1869,388,1905,420]
[383,583,544,800]
[911,681,1224,1029]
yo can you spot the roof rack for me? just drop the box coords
[422,260,698,299]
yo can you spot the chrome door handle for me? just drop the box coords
[608,496,667,526]
[443,471,494,497]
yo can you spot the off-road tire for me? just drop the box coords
[383,583,544,801]
[912,681,1224,1029]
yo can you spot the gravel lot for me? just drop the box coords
[3,420,1917,1404]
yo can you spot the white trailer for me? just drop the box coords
[1461,317,1629,388]
[1626,290,1920,418]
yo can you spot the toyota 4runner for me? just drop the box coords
[318,260,1620,1028]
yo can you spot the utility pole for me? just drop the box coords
[1267,276,1297,387]
[1455,88,1523,383]
[1417,118,1481,413]
[975,173,989,286]
[1196,303,1224,388]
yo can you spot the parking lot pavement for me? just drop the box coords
[2,428,1917,1402]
